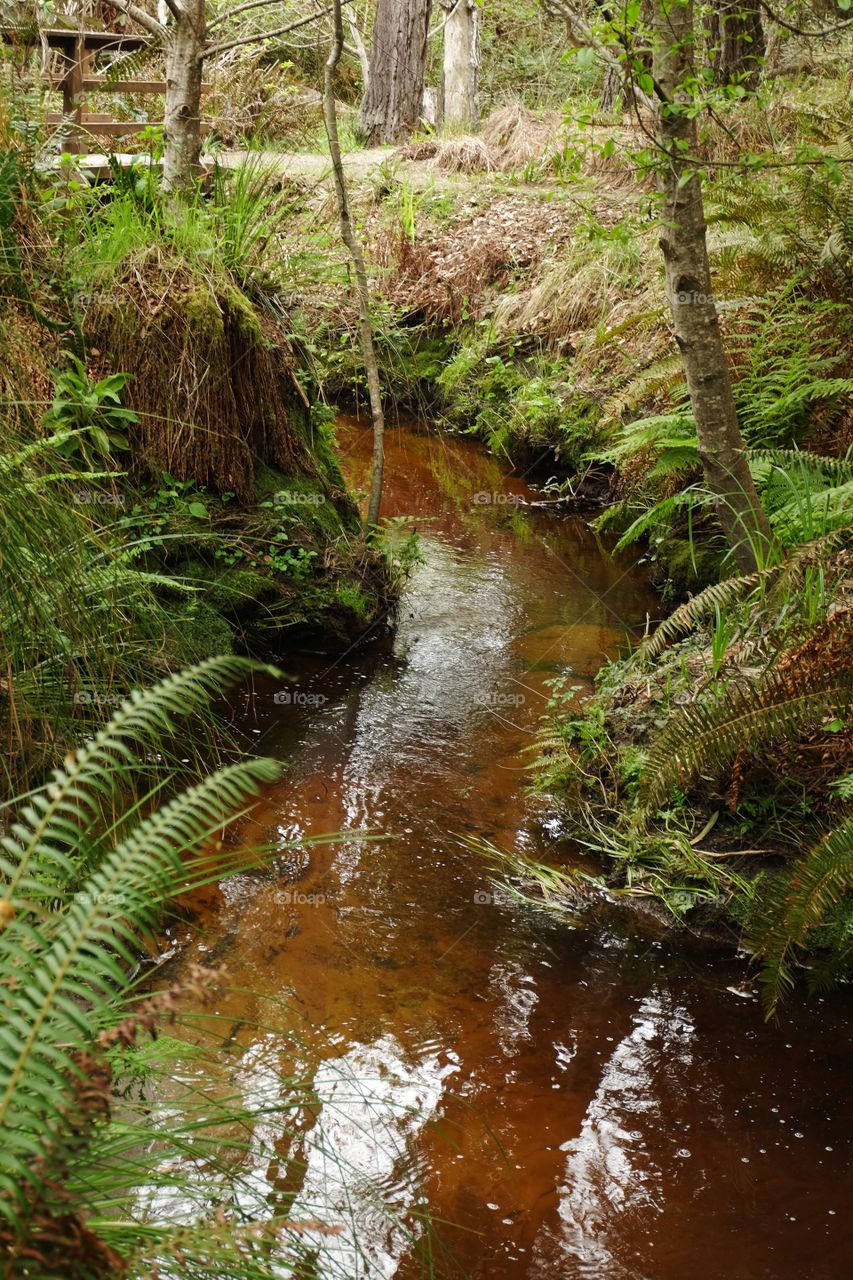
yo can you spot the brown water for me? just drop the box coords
[160,421,853,1279]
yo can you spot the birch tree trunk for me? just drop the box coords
[163,0,205,193]
[360,0,432,145]
[442,0,479,130]
[654,0,774,573]
[325,0,385,528]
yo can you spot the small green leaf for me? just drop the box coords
[188,502,209,519]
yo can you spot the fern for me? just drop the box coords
[0,655,274,905]
[752,817,853,1015]
[591,411,696,465]
[749,447,853,481]
[612,486,710,553]
[637,524,852,660]
[599,355,687,426]
[637,570,765,659]
[641,666,853,814]
[0,659,289,1264]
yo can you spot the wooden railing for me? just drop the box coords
[1,25,208,154]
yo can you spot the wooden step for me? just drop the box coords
[47,118,211,137]
[49,76,211,93]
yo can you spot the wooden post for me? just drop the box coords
[62,35,84,154]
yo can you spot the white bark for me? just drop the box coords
[441,0,478,130]
[163,0,205,193]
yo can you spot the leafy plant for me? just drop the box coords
[42,356,137,469]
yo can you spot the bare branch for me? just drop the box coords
[161,0,183,22]
[106,0,164,38]
[204,0,353,59]
[757,0,853,37]
[208,0,320,34]
[428,0,462,41]
[345,11,369,87]
[540,0,661,109]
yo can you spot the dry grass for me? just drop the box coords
[492,233,653,345]
[396,135,494,173]
[87,249,308,500]
[432,135,494,174]
[480,102,562,171]
[376,194,577,324]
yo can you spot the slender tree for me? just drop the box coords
[360,0,432,145]
[325,0,385,528]
[543,0,775,572]
[652,0,774,572]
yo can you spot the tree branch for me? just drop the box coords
[105,0,164,38]
[540,0,661,109]
[428,0,462,41]
[345,10,369,87]
[757,0,853,38]
[208,0,322,34]
[204,0,353,59]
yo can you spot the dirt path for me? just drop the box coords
[214,146,397,182]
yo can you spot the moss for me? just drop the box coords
[655,537,724,604]
[221,282,262,340]
[182,284,225,339]
[335,580,370,619]
[201,565,279,615]
[169,599,234,659]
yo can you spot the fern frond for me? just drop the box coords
[641,668,853,814]
[100,37,169,91]
[753,817,853,1015]
[600,355,686,426]
[591,411,696,465]
[0,749,280,1223]
[750,447,853,480]
[0,656,276,905]
[637,570,766,660]
[613,487,710,552]
[768,479,853,546]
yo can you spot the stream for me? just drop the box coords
[159,420,853,1279]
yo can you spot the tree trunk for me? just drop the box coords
[707,0,765,89]
[163,0,205,194]
[600,63,622,111]
[360,0,432,145]
[441,0,479,130]
[654,0,774,573]
[325,0,385,529]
